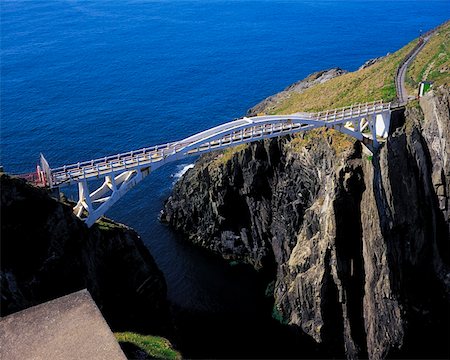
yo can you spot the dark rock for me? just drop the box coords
[0,174,169,333]
[161,86,450,359]
[361,89,450,358]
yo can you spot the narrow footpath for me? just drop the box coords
[396,32,433,103]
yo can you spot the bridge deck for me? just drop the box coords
[50,101,390,187]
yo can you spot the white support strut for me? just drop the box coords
[43,100,392,227]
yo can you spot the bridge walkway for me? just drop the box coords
[49,101,390,189]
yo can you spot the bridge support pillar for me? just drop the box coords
[369,115,379,148]
[375,112,391,139]
[105,175,117,192]
[75,180,93,218]
[47,101,392,227]
[70,167,153,227]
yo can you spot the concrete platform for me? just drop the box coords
[0,289,126,360]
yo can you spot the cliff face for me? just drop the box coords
[161,86,450,359]
[1,174,168,333]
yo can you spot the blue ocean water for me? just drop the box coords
[1,0,449,315]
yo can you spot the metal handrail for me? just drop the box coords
[50,100,391,185]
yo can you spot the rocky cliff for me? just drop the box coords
[161,85,450,359]
[1,174,168,333]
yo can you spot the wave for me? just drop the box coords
[172,163,195,183]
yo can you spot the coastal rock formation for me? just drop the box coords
[358,56,386,70]
[1,174,168,333]
[247,68,347,116]
[161,85,450,359]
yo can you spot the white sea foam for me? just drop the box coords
[172,163,195,183]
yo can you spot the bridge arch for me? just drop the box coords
[41,101,391,226]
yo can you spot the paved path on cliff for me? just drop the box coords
[396,33,433,104]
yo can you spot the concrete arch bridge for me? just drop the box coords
[36,100,392,226]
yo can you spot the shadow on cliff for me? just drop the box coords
[0,174,170,336]
[167,261,329,359]
[370,107,450,358]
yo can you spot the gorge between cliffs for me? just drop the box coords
[2,2,450,359]
[161,82,450,359]
[2,72,449,360]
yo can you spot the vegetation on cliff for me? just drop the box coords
[162,21,450,358]
[406,21,450,92]
[265,40,415,114]
[164,83,450,360]
[115,332,181,360]
[212,22,449,162]
[269,20,448,115]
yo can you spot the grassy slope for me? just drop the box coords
[115,332,181,360]
[406,21,450,93]
[269,40,417,115]
[212,144,247,165]
[213,24,448,161]
[267,37,416,153]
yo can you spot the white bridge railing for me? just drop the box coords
[42,100,392,226]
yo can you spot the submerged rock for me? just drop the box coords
[161,85,450,359]
[0,174,168,333]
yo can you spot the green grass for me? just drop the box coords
[115,332,181,360]
[269,40,418,115]
[286,127,354,155]
[407,99,421,110]
[96,217,126,231]
[208,23,448,162]
[406,21,450,93]
[212,144,248,166]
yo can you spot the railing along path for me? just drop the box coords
[50,100,390,188]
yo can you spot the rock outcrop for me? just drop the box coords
[161,85,450,359]
[358,56,386,70]
[247,68,347,116]
[1,174,168,333]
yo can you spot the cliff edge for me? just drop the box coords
[1,173,168,333]
[162,79,450,358]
